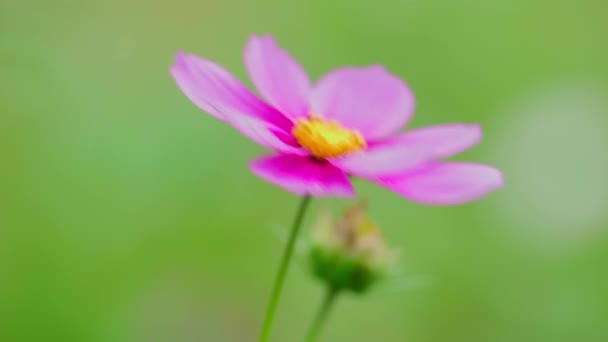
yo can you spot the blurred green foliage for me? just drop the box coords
[1,0,607,341]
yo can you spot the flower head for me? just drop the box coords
[310,201,396,293]
[170,35,503,204]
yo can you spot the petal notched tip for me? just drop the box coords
[170,51,188,70]
[169,51,198,85]
[247,33,275,44]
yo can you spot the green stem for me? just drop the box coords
[259,196,312,342]
[306,287,340,342]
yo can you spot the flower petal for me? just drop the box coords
[227,115,308,154]
[244,35,312,120]
[170,52,300,152]
[310,66,415,140]
[249,154,355,197]
[333,124,482,177]
[377,162,504,205]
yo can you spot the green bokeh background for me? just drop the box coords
[2,0,608,341]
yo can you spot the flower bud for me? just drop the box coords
[309,201,396,293]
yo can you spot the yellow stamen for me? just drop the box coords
[292,114,367,158]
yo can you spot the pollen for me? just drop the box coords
[292,115,367,159]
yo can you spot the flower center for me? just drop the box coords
[292,114,367,159]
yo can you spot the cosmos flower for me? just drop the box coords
[170,35,503,204]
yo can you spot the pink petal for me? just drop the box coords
[227,115,308,154]
[249,154,355,197]
[310,66,415,140]
[244,35,312,120]
[332,124,482,177]
[377,162,504,205]
[170,52,301,152]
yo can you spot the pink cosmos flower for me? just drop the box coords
[170,35,503,205]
